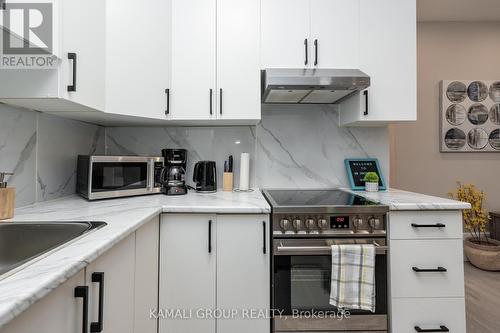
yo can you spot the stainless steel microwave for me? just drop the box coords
[77,155,164,200]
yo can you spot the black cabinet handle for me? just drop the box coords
[219,89,223,115]
[314,39,318,66]
[412,266,447,273]
[1,0,6,10]
[414,325,450,332]
[304,39,308,66]
[90,272,105,332]
[165,89,170,115]
[363,90,369,116]
[209,89,213,115]
[411,223,446,228]
[74,286,89,333]
[67,53,77,92]
[208,220,212,253]
[262,221,266,254]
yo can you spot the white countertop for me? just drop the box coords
[348,188,471,210]
[0,189,270,329]
[0,187,469,328]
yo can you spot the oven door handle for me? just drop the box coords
[276,243,388,255]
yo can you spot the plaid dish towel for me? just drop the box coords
[329,244,376,312]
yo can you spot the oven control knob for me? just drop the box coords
[279,219,290,230]
[292,219,302,230]
[317,219,328,229]
[353,217,363,230]
[368,216,381,231]
[305,219,315,230]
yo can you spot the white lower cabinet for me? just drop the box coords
[159,214,270,333]
[391,298,466,333]
[216,215,270,333]
[388,210,466,333]
[390,239,465,298]
[159,214,217,333]
[1,217,159,333]
[1,270,86,333]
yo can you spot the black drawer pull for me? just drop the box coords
[74,286,89,333]
[415,325,449,332]
[262,221,266,254]
[412,266,447,273]
[91,272,105,332]
[314,39,318,66]
[67,53,77,92]
[411,223,446,228]
[304,39,308,65]
[209,89,213,115]
[208,220,212,253]
[165,89,170,115]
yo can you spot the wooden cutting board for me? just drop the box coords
[0,187,15,220]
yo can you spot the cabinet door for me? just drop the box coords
[105,0,170,119]
[310,0,359,69]
[169,0,216,120]
[134,216,160,333]
[1,270,86,333]
[217,215,270,333]
[159,214,217,333]
[261,0,310,68]
[217,0,260,121]
[86,233,136,333]
[61,0,106,110]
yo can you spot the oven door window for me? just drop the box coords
[274,255,387,315]
[91,162,148,192]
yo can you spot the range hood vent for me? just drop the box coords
[261,68,370,104]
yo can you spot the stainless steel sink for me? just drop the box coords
[0,221,106,277]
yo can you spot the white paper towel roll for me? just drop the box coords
[239,153,250,191]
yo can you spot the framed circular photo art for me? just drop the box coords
[440,80,500,152]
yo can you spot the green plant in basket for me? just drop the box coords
[363,172,379,183]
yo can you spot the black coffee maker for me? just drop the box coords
[161,149,187,195]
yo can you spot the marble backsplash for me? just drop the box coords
[1,103,388,207]
[0,104,105,207]
[107,105,389,189]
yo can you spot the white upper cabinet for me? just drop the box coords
[310,0,359,69]
[169,0,217,121]
[0,0,170,121]
[216,0,261,120]
[169,0,261,123]
[339,0,417,125]
[261,0,310,68]
[105,0,170,120]
[261,0,359,69]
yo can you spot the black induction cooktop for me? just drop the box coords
[264,189,378,206]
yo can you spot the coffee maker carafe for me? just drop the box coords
[161,149,187,195]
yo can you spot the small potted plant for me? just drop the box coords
[450,182,500,271]
[363,172,379,192]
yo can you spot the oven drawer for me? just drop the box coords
[390,239,465,298]
[274,315,388,332]
[389,211,462,240]
[391,298,466,333]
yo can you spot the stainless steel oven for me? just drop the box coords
[273,237,388,332]
[262,189,390,333]
[77,155,163,200]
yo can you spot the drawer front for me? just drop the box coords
[391,298,466,333]
[389,211,463,240]
[390,239,465,298]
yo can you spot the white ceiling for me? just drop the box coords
[418,0,500,22]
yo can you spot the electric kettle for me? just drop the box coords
[193,161,217,193]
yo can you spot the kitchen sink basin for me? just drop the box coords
[0,221,106,278]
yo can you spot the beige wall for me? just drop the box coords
[391,21,500,211]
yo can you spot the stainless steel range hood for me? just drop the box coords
[261,68,370,104]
